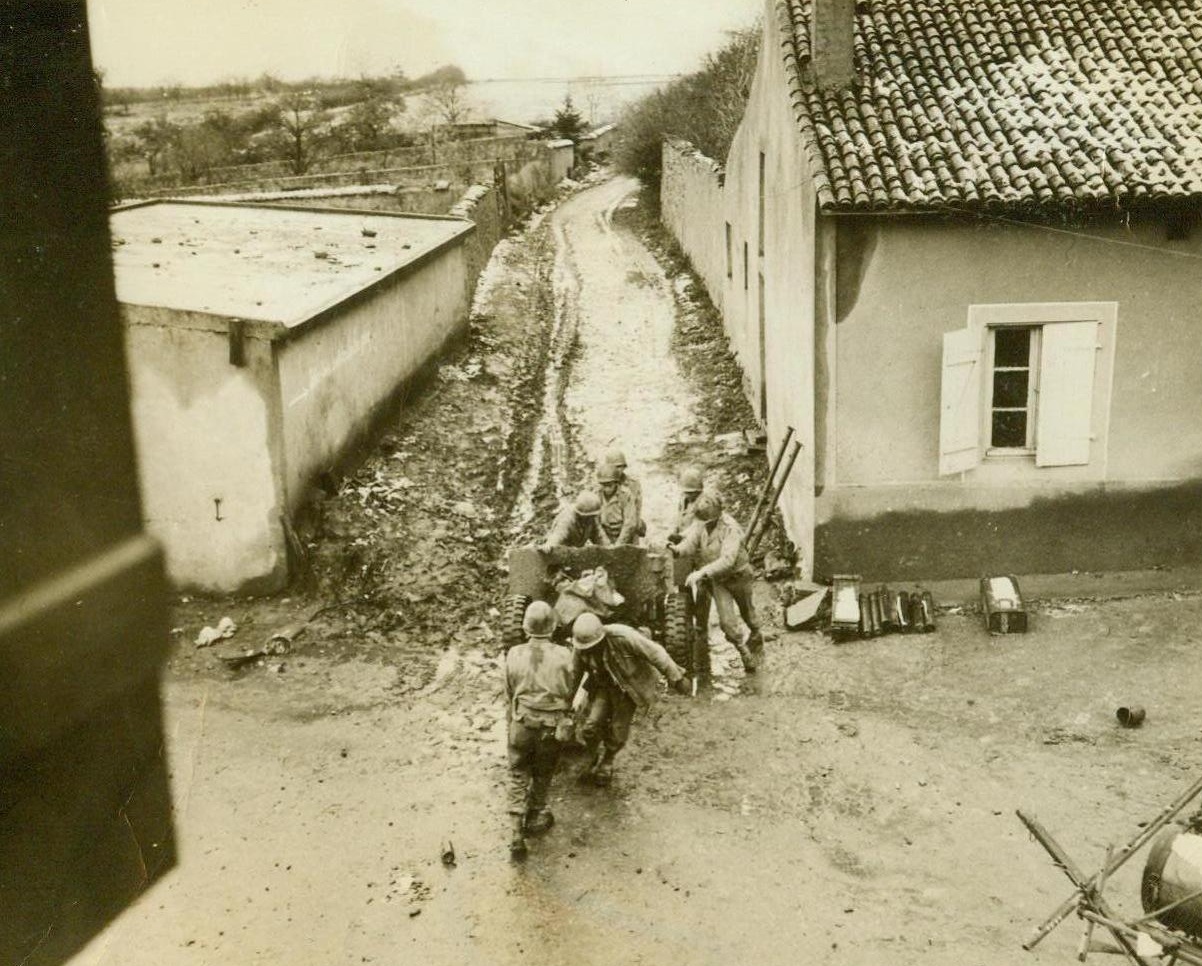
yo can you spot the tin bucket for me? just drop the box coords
[1116,706,1146,728]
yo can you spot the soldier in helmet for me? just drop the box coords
[504,600,584,860]
[596,460,640,545]
[678,491,763,674]
[667,465,705,546]
[541,490,610,551]
[570,612,690,787]
[597,447,644,539]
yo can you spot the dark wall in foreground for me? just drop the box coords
[0,4,173,963]
[815,481,1202,582]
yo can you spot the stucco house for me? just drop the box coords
[663,0,1202,580]
[111,200,475,592]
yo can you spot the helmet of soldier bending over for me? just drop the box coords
[692,491,722,523]
[574,490,602,517]
[522,600,557,639]
[571,612,607,650]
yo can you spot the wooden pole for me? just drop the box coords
[1023,775,1202,951]
[1016,810,1151,966]
[1079,911,1202,966]
[744,426,794,540]
[1080,845,1114,961]
[746,440,802,559]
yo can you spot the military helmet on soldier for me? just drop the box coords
[603,448,628,470]
[571,612,606,650]
[522,600,557,638]
[679,466,704,494]
[574,490,602,517]
[596,461,622,484]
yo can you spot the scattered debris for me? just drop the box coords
[1042,728,1096,745]
[762,551,793,581]
[441,840,456,867]
[713,431,749,453]
[195,616,237,648]
[783,586,828,630]
[361,228,377,238]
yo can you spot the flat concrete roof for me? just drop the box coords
[109,201,471,328]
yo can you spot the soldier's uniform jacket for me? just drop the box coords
[505,640,583,727]
[676,511,752,583]
[598,484,639,544]
[580,623,684,710]
[544,502,608,548]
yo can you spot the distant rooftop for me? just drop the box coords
[109,201,471,327]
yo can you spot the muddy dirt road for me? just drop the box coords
[74,177,1202,966]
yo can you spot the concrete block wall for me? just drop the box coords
[660,138,727,314]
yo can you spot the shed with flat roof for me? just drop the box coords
[112,200,475,591]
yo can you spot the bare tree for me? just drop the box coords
[131,115,180,176]
[422,81,471,129]
[274,91,327,175]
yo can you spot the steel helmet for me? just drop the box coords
[692,491,722,522]
[596,461,621,484]
[522,600,557,638]
[680,466,704,494]
[572,612,606,650]
[603,448,628,470]
[574,490,602,517]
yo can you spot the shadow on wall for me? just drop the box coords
[815,480,1202,581]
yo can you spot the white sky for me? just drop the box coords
[87,0,760,87]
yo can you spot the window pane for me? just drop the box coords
[992,369,1029,407]
[992,410,1027,447]
[994,327,1031,367]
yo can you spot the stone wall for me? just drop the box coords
[449,184,503,307]
[660,138,727,315]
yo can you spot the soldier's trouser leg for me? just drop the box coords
[508,721,559,816]
[580,686,635,755]
[728,573,762,651]
[604,690,636,754]
[526,727,562,815]
[580,688,611,754]
[712,581,758,671]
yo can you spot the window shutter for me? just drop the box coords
[1036,320,1098,467]
[939,327,983,476]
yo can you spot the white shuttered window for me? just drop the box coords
[938,304,1114,476]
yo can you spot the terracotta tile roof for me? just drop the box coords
[779,0,1202,212]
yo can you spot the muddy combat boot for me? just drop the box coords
[509,816,528,860]
[745,628,764,655]
[525,809,555,835]
[735,640,758,673]
[578,744,605,784]
[592,751,615,786]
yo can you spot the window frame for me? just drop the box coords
[985,323,1042,457]
[953,302,1117,482]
